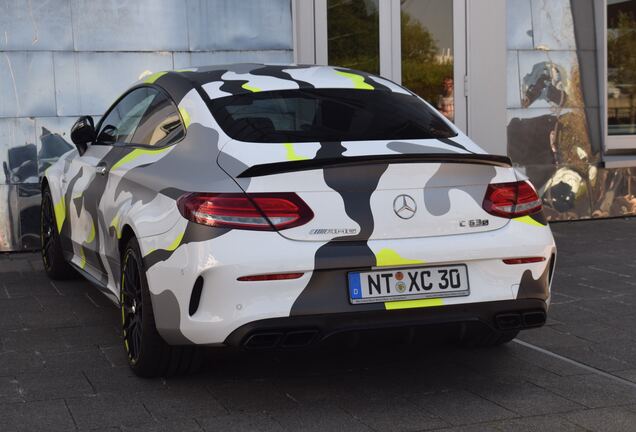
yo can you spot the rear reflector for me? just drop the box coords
[238,273,304,281]
[503,257,546,265]
[177,193,313,231]
[482,180,543,218]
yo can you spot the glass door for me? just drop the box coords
[401,0,456,123]
[313,0,467,131]
[324,0,381,74]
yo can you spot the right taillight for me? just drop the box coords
[177,192,314,231]
[482,180,542,218]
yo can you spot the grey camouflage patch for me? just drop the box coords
[424,164,497,216]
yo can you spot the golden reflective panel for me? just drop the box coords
[401,0,454,121]
[607,0,636,135]
[327,0,380,74]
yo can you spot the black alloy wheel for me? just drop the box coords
[120,237,203,377]
[40,187,75,279]
[121,250,144,365]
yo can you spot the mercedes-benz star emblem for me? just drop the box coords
[393,195,417,219]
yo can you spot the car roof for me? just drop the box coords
[138,64,412,102]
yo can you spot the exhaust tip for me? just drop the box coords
[522,310,547,328]
[281,330,318,348]
[495,313,522,330]
[243,332,283,349]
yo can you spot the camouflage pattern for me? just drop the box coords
[43,64,556,345]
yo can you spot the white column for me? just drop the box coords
[466,0,508,155]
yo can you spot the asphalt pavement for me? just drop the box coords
[1,218,636,431]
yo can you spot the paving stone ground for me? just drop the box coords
[1,218,636,431]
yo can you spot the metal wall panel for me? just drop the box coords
[516,50,585,109]
[173,50,293,69]
[507,51,522,108]
[0,1,294,251]
[71,0,188,51]
[187,0,293,51]
[0,117,37,185]
[530,0,576,50]
[590,168,636,218]
[533,163,594,220]
[17,184,41,250]
[507,0,533,49]
[506,0,611,221]
[0,184,21,251]
[53,52,174,117]
[34,117,77,177]
[507,108,595,166]
[0,0,73,51]
[0,52,56,118]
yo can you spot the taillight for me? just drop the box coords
[482,181,542,218]
[177,193,314,230]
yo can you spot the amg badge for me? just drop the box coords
[309,228,359,235]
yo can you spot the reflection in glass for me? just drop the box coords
[608,0,636,135]
[327,0,380,74]
[590,168,636,218]
[401,0,454,121]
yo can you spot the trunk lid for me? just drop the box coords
[217,139,516,241]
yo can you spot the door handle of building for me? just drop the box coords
[96,164,108,176]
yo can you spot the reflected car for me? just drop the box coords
[41,64,556,377]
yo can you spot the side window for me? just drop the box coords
[96,88,158,145]
[130,92,185,146]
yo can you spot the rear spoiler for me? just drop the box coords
[238,153,513,178]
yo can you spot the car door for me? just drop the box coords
[64,87,158,285]
[95,88,186,290]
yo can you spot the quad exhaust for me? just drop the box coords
[243,330,319,349]
[241,310,546,349]
[495,310,546,330]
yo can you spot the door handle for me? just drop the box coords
[96,163,108,176]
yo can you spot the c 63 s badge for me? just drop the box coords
[459,219,490,228]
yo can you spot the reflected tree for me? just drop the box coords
[327,0,380,73]
[401,11,452,103]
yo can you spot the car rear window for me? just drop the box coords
[209,89,457,143]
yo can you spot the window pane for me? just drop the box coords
[401,0,454,122]
[327,0,380,74]
[210,89,456,143]
[97,88,157,144]
[131,93,184,146]
[608,0,636,135]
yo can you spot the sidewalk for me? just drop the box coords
[1,218,635,431]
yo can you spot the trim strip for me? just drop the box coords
[384,298,444,310]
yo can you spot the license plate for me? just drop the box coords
[348,264,469,304]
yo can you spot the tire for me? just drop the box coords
[458,324,519,348]
[41,186,76,280]
[120,236,202,378]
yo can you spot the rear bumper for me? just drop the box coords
[224,298,547,349]
[143,218,555,346]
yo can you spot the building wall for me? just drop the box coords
[0,0,293,251]
[507,0,636,221]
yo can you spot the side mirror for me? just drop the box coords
[70,116,95,155]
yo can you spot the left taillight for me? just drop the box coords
[176,192,314,231]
